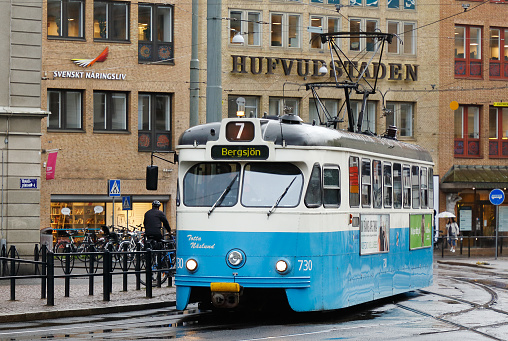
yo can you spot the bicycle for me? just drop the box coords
[139,234,176,287]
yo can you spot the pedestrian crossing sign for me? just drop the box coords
[122,196,132,210]
[109,179,121,197]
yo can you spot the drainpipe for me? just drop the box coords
[206,0,222,123]
[189,0,200,127]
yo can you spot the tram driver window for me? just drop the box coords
[361,159,371,207]
[393,163,402,208]
[323,166,340,207]
[372,160,382,208]
[304,163,322,208]
[412,165,420,208]
[402,165,411,208]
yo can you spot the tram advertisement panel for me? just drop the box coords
[409,214,432,249]
[360,214,389,255]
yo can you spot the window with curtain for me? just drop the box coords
[138,93,172,151]
[454,105,480,157]
[488,106,508,158]
[138,4,174,63]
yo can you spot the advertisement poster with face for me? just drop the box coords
[410,214,432,249]
[360,214,390,255]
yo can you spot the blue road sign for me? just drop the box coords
[489,189,505,205]
[122,196,132,210]
[20,179,37,189]
[109,179,121,197]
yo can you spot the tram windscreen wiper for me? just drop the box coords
[267,176,297,217]
[208,175,238,217]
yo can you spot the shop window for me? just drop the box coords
[229,10,261,46]
[350,100,376,133]
[386,102,413,137]
[138,4,173,64]
[228,95,260,118]
[305,163,322,208]
[309,99,339,125]
[47,0,84,39]
[361,159,371,207]
[403,165,411,208]
[412,165,420,208]
[310,16,339,49]
[93,91,128,132]
[387,21,416,55]
[372,160,382,208]
[350,18,378,52]
[383,162,392,208]
[489,28,508,79]
[270,13,301,48]
[138,93,172,151]
[393,163,402,208]
[51,202,105,233]
[323,165,340,207]
[455,25,482,79]
[349,156,360,208]
[489,107,508,158]
[269,97,299,116]
[94,1,129,41]
[47,89,83,130]
[454,105,480,157]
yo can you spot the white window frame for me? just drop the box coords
[309,98,339,124]
[270,13,301,48]
[229,9,262,46]
[350,100,376,133]
[386,102,414,137]
[269,97,300,116]
[310,15,340,49]
[349,18,379,52]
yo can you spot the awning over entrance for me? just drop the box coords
[441,165,508,191]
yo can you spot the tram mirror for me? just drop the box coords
[146,165,158,190]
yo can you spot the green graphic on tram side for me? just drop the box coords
[409,214,432,249]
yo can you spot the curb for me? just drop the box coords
[0,300,176,323]
[436,260,495,269]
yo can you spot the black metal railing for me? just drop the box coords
[0,244,175,306]
[435,235,507,258]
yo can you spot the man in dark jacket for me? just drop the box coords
[143,200,171,242]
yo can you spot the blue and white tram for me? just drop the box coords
[175,116,434,312]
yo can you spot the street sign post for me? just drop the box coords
[489,189,505,259]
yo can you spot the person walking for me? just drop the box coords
[143,200,171,243]
[446,217,460,252]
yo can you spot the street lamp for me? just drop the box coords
[232,31,245,44]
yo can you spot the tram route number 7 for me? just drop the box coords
[298,259,312,271]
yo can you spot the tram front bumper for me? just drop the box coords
[210,282,242,308]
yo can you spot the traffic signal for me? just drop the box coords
[146,166,158,190]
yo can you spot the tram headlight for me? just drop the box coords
[186,258,198,272]
[276,260,289,273]
[226,249,246,268]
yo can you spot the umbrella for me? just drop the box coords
[436,211,455,218]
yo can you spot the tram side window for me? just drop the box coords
[305,163,322,208]
[361,159,371,207]
[323,165,340,207]
[428,168,434,208]
[372,160,382,208]
[403,165,411,208]
[183,163,240,207]
[383,162,392,208]
[412,165,420,208]
[349,156,360,208]
[420,167,428,208]
[393,163,402,208]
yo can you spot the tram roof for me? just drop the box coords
[178,119,433,163]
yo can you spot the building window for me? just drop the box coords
[310,16,339,49]
[385,102,413,137]
[47,89,83,130]
[311,0,341,3]
[387,21,416,55]
[138,93,172,151]
[228,96,260,118]
[271,13,301,48]
[269,97,299,116]
[309,99,339,124]
[350,0,379,7]
[350,18,378,52]
[138,4,173,63]
[350,100,376,133]
[93,92,128,132]
[489,28,508,79]
[454,105,480,157]
[455,25,482,78]
[47,0,84,38]
[489,107,508,157]
[229,10,261,46]
[94,1,129,41]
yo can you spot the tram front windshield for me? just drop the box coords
[242,163,303,207]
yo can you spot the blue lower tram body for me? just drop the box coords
[175,228,433,312]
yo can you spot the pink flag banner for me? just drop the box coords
[46,151,58,180]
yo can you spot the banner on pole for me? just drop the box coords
[46,151,58,180]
